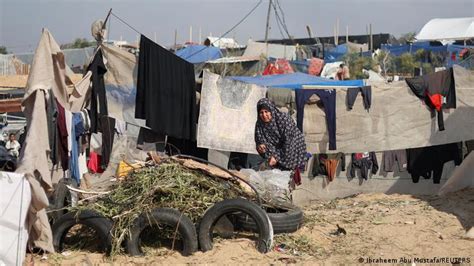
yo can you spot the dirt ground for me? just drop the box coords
[27,189,474,265]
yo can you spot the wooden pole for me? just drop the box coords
[369,23,373,51]
[264,0,273,43]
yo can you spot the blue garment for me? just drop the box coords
[69,113,84,184]
[295,89,337,150]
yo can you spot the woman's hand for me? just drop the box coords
[257,144,267,154]
[269,156,277,166]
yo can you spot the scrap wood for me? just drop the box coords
[65,185,110,195]
[171,157,254,195]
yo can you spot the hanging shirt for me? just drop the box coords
[407,142,462,184]
[135,35,196,140]
[87,49,108,133]
[349,152,378,180]
[69,113,84,184]
[405,68,456,131]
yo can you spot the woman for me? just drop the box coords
[254,98,307,171]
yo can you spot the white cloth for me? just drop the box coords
[0,172,31,266]
[320,61,344,79]
[5,140,21,157]
[197,70,267,154]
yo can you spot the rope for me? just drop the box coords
[182,0,264,60]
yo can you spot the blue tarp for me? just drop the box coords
[381,42,447,56]
[230,72,364,89]
[447,44,474,67]
[176,45,222,63]
[324,44,348,63]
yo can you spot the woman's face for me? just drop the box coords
[259,108,272,123]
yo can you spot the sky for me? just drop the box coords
[0,0,473,53]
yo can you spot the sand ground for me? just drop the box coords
[27,189,474,265]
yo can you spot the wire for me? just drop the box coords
[271,2,287,39]
[182,0,264,60]
[272,3,286,39]
[271,1,294,43]
[110,11,142,36]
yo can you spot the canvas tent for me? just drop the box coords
[14,29,93,254]
[416,17,474,41]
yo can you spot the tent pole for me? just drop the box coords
[264,0,272,43]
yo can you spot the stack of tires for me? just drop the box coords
[50,198,303,256]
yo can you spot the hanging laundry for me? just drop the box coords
[308,58,324,76]
[311,153,346,182]
[346,86,372,111]
[198,71,267,154]
[382,150,407,172]
[405,68,456,131]
[295,89,337,150]
[407,143,462,184]
[86,49,108,133]
[100,116,115,169]
[135,35,196,140]
[56,100,69,170]
[69,113,84,184]
[46,91,58,165]
[87,151,103,173]
[349,152,378,180]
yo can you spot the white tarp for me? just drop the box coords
[0,172,31,266]
[304,65,474,153]
[243,40,296,60]
[416,17,474,41]
[198,70,267,154]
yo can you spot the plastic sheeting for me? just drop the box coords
[175,45,222,63]
[439,152,474,195]
[303,65,474,153]
[101,44,146,128]
[243,40,296,60]
[230,72,364,89]
[0,172,31,266]
[447,44,474,67]
[416,17,474,41]
[381,42,447,56]
[197,70,267,154]
[324,44,348,63]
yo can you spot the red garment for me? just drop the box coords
[263,63,279,75]
[308,58,324,76]
[87,151,104,173]
[292,167,302,186]
[262,59,294,75]
[275,59,294,74]
[427,93,443,111]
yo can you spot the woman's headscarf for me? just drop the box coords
[255,98,306,170]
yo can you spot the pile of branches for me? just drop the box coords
[77,159,254,255]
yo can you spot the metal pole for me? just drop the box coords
[264,0,273,43]
[174,29,177,50]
